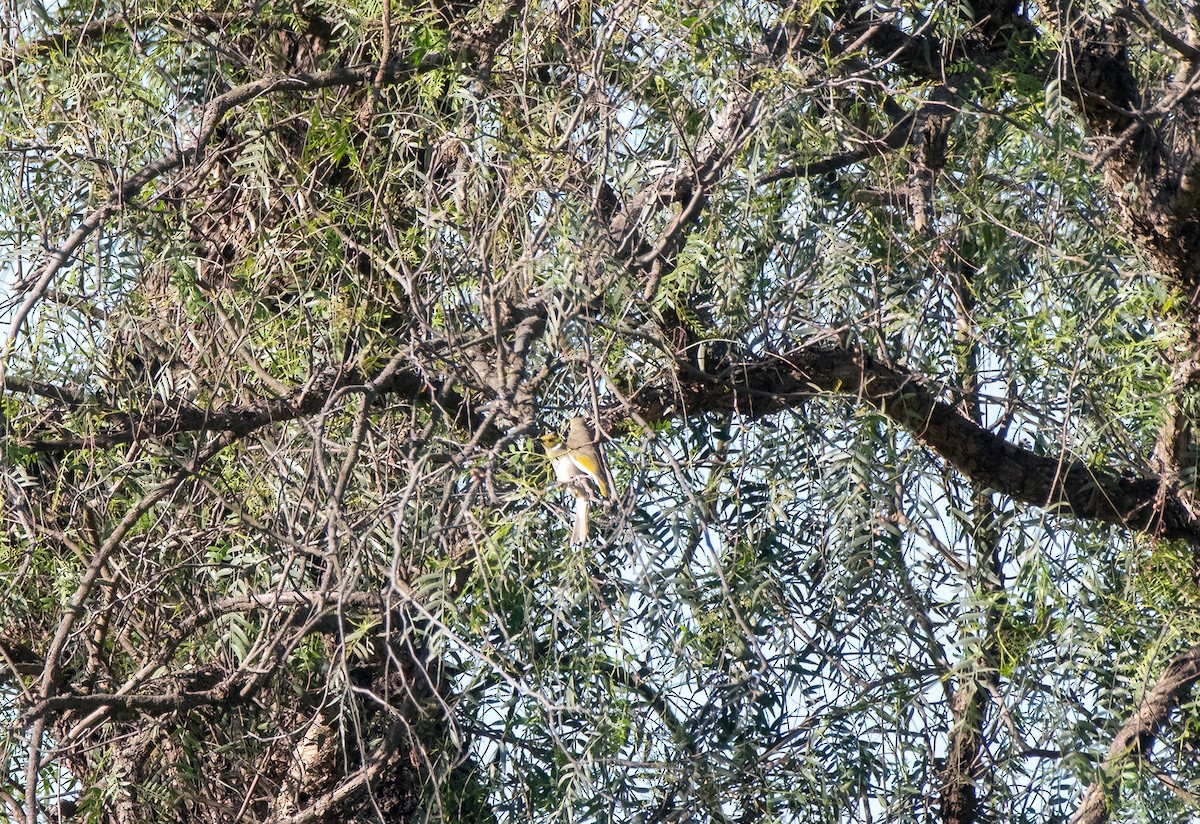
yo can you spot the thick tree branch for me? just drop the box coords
[633,343,1200,542]
[1071,642,1200,824]
[3,376,85,406]
[1046,3,1200,294]
[19,357,460,452]
[1119,0,1200,61]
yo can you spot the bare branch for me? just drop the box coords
[0,48,460,396]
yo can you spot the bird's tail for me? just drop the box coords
[571,494,590,544]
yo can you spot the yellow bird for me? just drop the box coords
[539,416,610,543]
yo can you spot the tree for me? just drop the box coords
[3,0,1200,821]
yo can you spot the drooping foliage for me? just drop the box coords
[5,1,1200,823]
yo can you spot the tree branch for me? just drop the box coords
[606,65,765,301]
[20,360,451,452]
[633,343,1200,542]
[4,12,253,66]
[0,54,457,393]
[3,376,85,406]
[1045,3,1200,294]
[1071,642,1200,824]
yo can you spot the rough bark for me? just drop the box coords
[1071,643,1200,824]
[631,343,1200,542]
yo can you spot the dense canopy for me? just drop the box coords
[5,1,1200,822]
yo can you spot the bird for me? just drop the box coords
[539,416,610,543]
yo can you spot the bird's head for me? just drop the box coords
[538,432,566,454]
